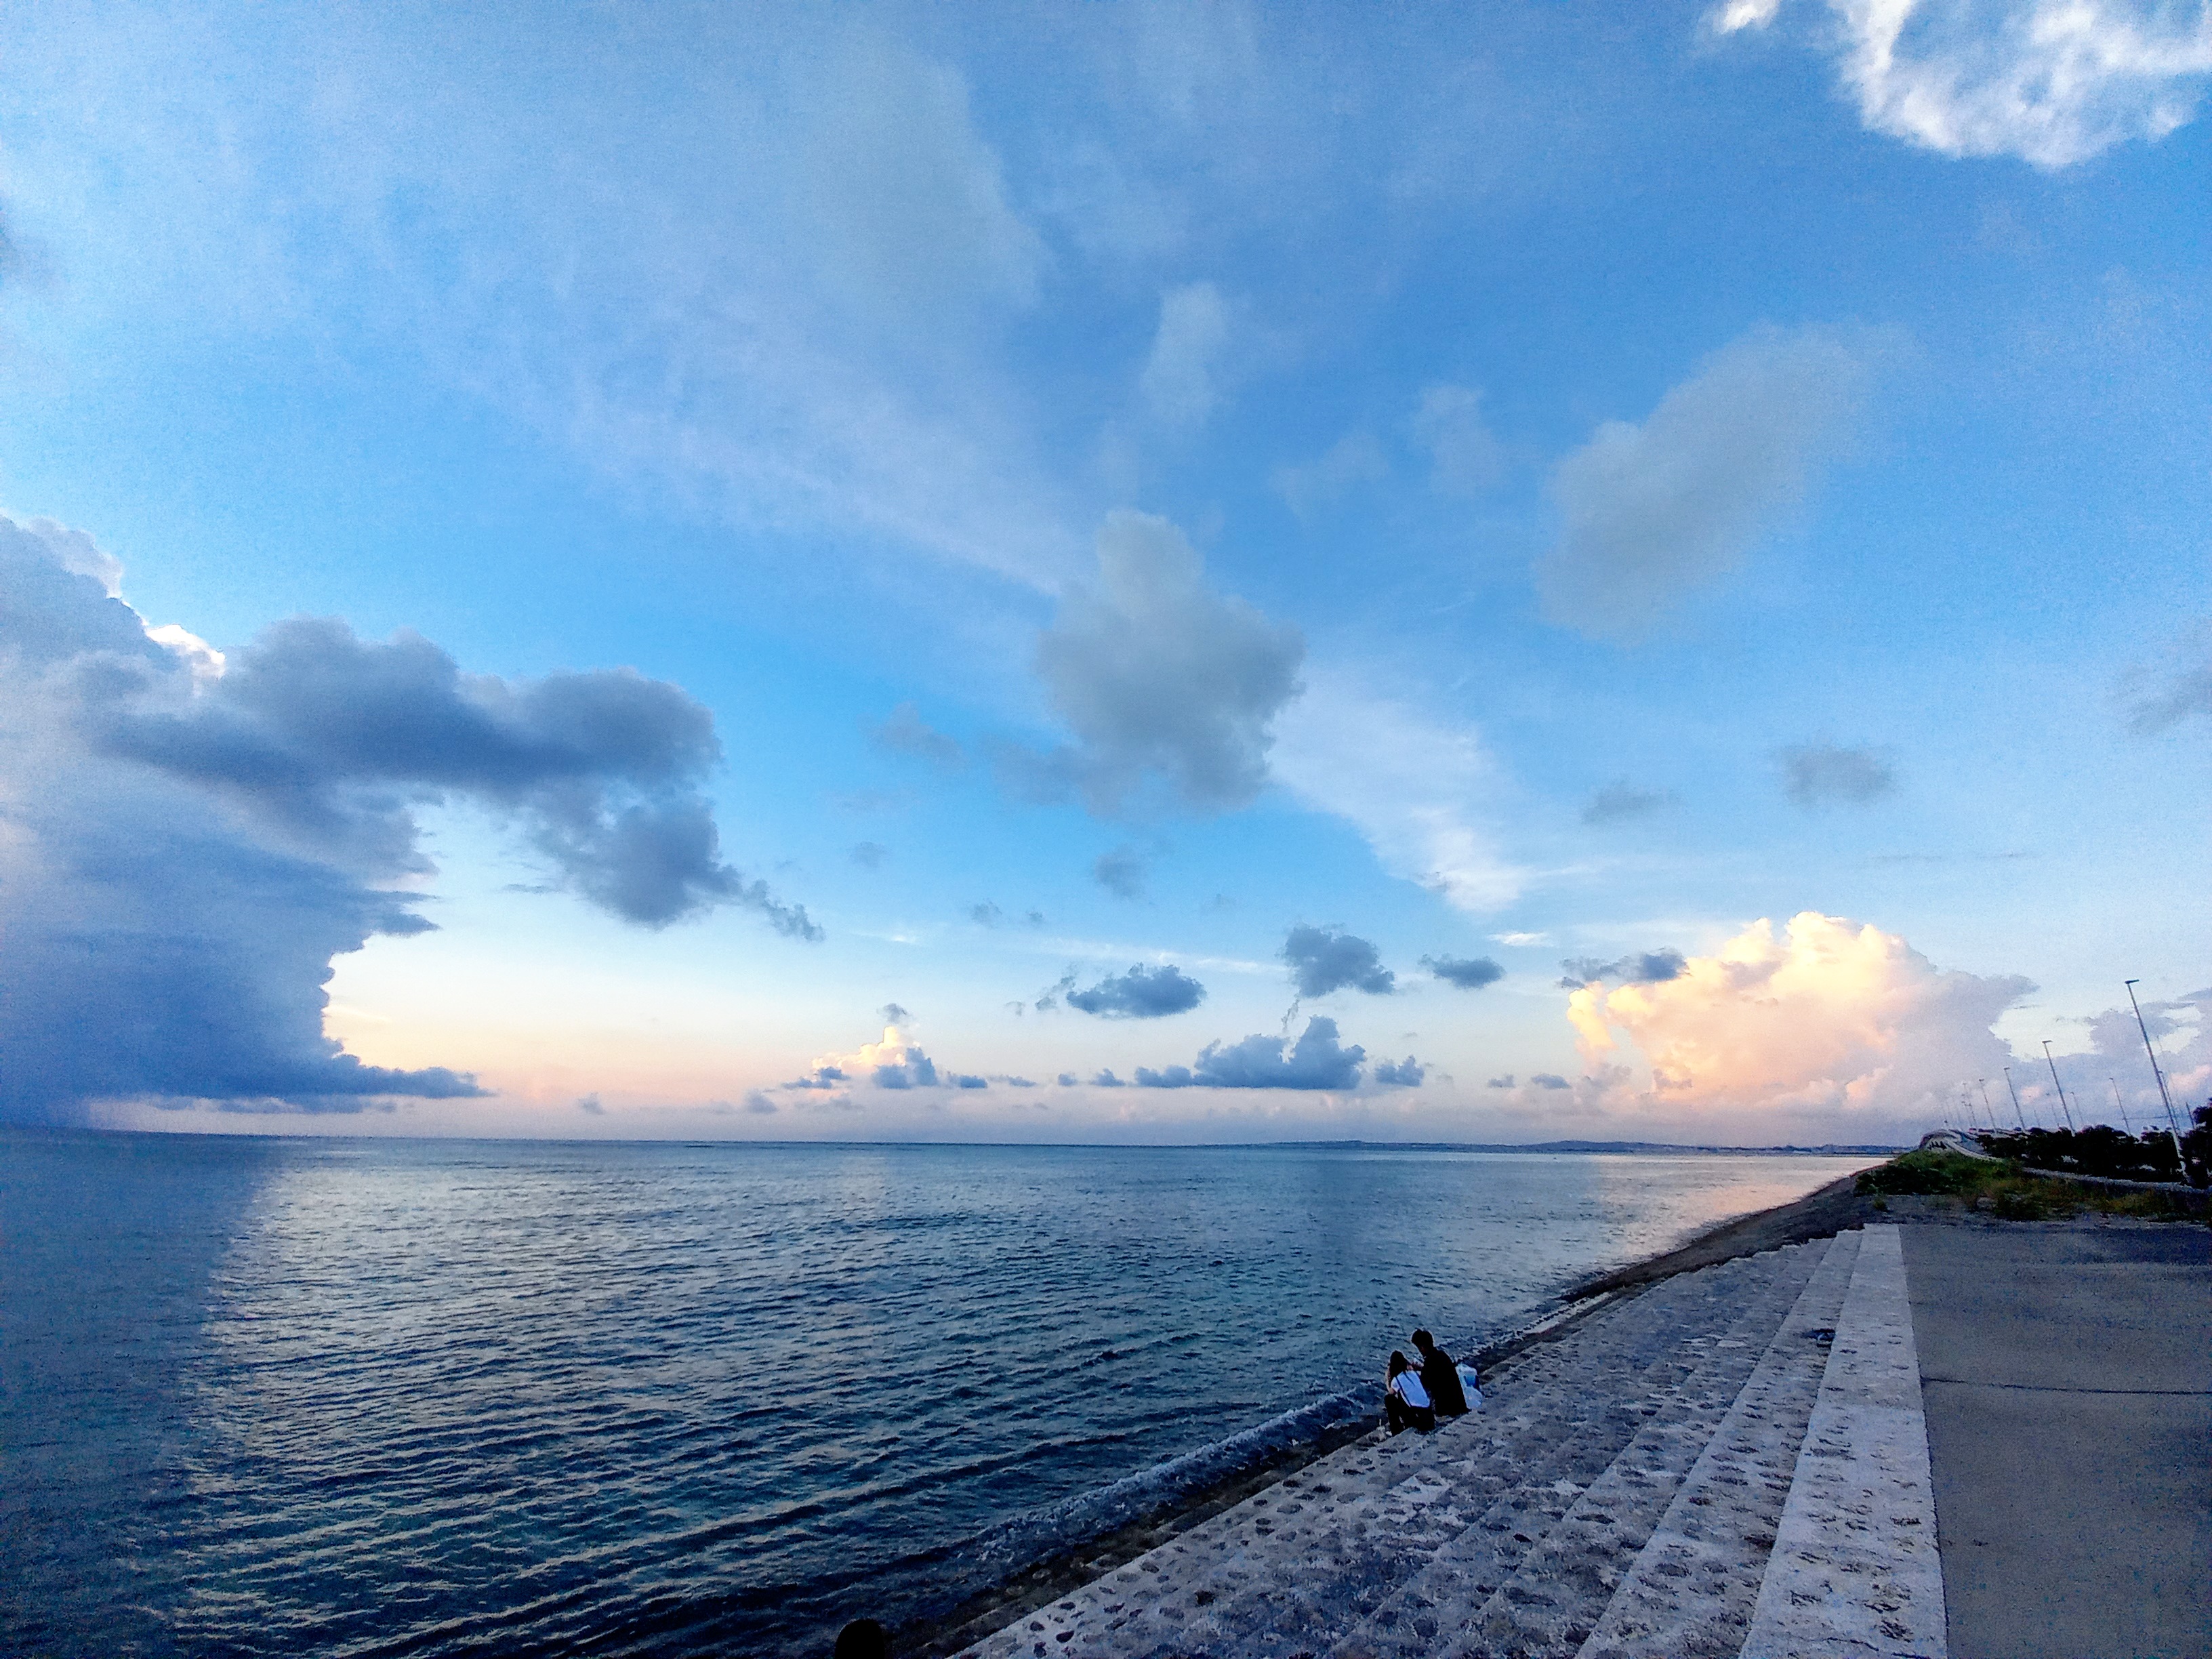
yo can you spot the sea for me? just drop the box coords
[0,1132,1877,1658]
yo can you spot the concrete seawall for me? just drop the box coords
[924,1207,2209,1659]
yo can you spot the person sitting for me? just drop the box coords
[1384,1350,1436,1434]
[1411,1328,1470,1417]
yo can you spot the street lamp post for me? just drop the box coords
[2043,1042,2076,1132]
[2126,979,2189,1174]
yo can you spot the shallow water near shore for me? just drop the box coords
[1,1132,1875,1657]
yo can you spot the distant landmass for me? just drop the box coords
[1262,1140,1902,1156]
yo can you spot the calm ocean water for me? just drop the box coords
[1,1132,1875,1658]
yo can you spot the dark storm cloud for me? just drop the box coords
[0,515,803,1127]
[872,701,965,768]
[1134,1015,1368,1090]
[1005,512,1305,815]
[85,611,816,935]
[1778,743,1896,808]
[1581,782,1677,824]
[1283,924,1394,997]
[1557,950,1686,990]
[1422,954,1504,990]
[1064,963,1207,1019]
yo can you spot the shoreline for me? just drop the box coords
[903,1170,1885,1656]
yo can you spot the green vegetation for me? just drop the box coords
[1855,1148,2207,1223]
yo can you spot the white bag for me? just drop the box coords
[1457,1362,1483,1410]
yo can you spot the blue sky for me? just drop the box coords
[1,0,2205,1144]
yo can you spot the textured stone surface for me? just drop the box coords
[1742,1226,1944,1659]
[956,1240,1838,1659]
[1337,1244,1828,1659]
[1577,1228,1863,1659]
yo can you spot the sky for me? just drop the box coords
[1,0,2206,1147]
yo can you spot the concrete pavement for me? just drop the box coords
[1901,1222,2212,1659]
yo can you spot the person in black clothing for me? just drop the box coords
[1411,1328,1469,1417]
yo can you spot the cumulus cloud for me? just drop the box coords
[794,1021,941,1090]
[1780,743,1897,808]
[576,1092,606,1115]
[1530,1073,1572,1090]
[0,518,801,1125]
[1423,953,1505,990]
[1016,512,1305,814]
[1091,1068,1128,1087]
[1140,281,1234,427]
[1487,1074,1517,1088]
[1134,1016,1368,1090]
[1064,963,1208,1019]
[2076,986,2211,1124]
[873,701,965,768]
[1372,1055,1427,1087]
[1408,384,1504,496]
[742,1090,779,1115]
[1559,949,1687,989]
[1567,911,2034,1126]
[1537,325,1875,639]
[1094,847,1148,899]
[968,901,1004,926]
[1273,432,1388,517]
[84,608,813,934]
[1713,0,2212,168]
[1582,782,1678,825]
[1284,924,1395,997]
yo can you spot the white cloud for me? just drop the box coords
[1537,324,1873,640]
[1271,671,1525,914]
[1140,281,1235,428]
[1408,384,1504,496]
[1567,911,2032,1131]
[1272,432,1388,517]
[1715,1,2212,167]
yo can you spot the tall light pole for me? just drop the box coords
[2003,1067,2028,1130]
[2043,1041,2077,1132]
[2125,980,2186,1148]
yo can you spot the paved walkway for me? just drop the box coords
[1902,1223,2212,1659]
[946,1218,2210,1659]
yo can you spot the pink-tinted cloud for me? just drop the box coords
[1568,912,2031,1128]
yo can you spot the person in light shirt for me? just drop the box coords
[1384,1350,1436,1434]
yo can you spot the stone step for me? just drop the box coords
[1151,1250,1824,1654]
[1738,1225,1944,1659]
[958,1240,1834,1659]
[1571,1227,1863,1659]
[1330,1241,1830,1659]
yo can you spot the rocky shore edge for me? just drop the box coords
[900,1172,1884,1657]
